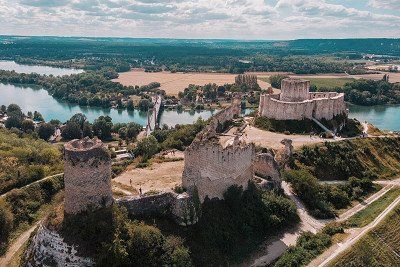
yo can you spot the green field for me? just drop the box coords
[260,77,354,89]
[306,77,355,89]
[344,187,400,228]
[329,201,400,267]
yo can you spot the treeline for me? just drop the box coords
[0,69,160,109]
[314,78,400,105]
[178,82,259,107]
[0,36,375,74]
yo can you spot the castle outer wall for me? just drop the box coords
[63,138,113,215]
[259,78,347,121]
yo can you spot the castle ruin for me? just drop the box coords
[63,138,113,215]
[182,99,256,202]
[259,78,347,121]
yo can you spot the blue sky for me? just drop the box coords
[0,0,399,39]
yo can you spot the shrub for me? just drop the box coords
[0,200,13,254]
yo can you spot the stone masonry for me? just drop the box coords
[259,78,347,121]
[63,137,113,215]
[182,98,256,202]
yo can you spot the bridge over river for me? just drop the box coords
[145,94,163,136]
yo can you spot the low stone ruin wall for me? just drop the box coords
[117,192,198,226]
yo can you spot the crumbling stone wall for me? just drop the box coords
[253,152,281,187]
[25,225,94,267]
[183,98,255,202]
[183,140,255,202]
[117,192,198,226]
[63,138,113,215]
[259,78,347,121]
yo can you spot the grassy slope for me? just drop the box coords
[329,202,400,267]
[344,187,400,228]
[292,137,400,181]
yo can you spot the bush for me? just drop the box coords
[0,200,13,254]
[95,206,193,266]
[183,183,299,265]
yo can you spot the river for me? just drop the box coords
[0,61,399,130]
[0,60,83,76]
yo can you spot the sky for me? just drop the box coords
[0,0,399,40]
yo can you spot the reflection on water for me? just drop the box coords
[0,60,83,76]
[0,83,216,126]
[348,104,400,131]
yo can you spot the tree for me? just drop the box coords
[138,99,152,111]
[6,104,23,116]
[82,121,93,138]
[127,100,135,110]
[61,121,83,140]
[0,105,6,114]
[269,74,289,89]
[125,123,142,140]
[21,119,35,132]
[69,113,87,129]
[134,135,159,160]
[38,123,55,141]
[5,115,23,129]
[33,111,44,122]
[93,116,113,140]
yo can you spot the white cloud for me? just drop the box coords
[0,0,398,39]
[369,0,400,10]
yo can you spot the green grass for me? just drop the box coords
[307,77,355,89]
[258,77,354,89]
[344,187,400,228]
[328,202,400,267]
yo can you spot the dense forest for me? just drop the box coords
[0,70,160,109]
[2,36,397,74]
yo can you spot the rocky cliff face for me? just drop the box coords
[25,225,94,267]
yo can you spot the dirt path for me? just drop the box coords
[248,182,325,266]
[311,193,400,267]
[0,221,40,267]
[0,173,64,199]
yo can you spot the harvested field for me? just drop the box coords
[114,69,271,96]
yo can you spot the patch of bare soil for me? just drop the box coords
[113,160,184,194]
[114,69,271,96]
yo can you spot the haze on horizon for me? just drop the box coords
[0,0,399,40]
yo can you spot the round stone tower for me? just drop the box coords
[63,137,113,215]
[280,78,310,102]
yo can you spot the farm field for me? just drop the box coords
[328,201,400,267]
[114,69,271,96]
[344,187,400,228]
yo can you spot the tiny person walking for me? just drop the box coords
[139,187,142,196]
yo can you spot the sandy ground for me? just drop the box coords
[243,124,330,150]
[114,160,184,194]
[114,69,271,96]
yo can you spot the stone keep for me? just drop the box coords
[259,78,347,121]
[63,138,113,215]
